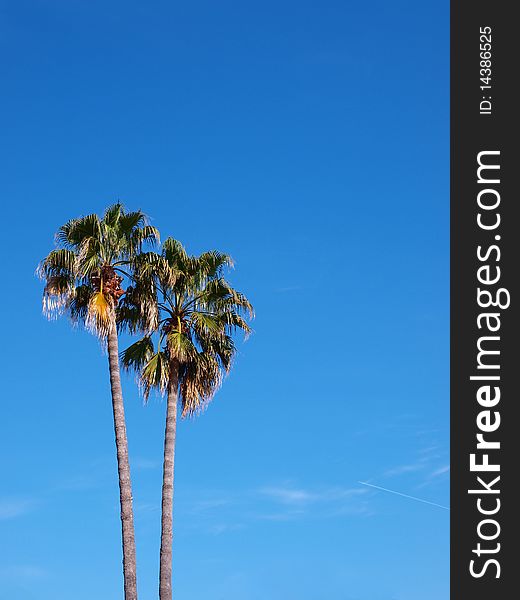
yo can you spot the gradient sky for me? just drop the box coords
[0,1,449,599]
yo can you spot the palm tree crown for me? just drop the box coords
[38,203,159,336]
[120,237,253,415]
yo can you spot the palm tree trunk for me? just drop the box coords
[107,319,138,600]
[159,360,179,600]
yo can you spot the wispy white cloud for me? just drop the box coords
[413,464,450,490]
[174,482,370,535]
[383,463,425,478]
[430,465,450,478]
[0,565,47,579]
[0,498,35,520]
[254,509,307,522]
[207,522,244,535]
[260,486,316,505]
[134,501,159,515]
[190,498,232,513]
[251,484,370,522]
[51,474,99,493]
[259,484,366,506]
[133,457,159,471]
[353,412,420,438]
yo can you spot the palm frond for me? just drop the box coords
[68,284,92,325]
[57,213,101,249]
[77,238,102,277]
[206,334,236,372]
[195,250,234,279]
[166,330,198,363]
[140,350,170,400]
[129,225,160,251]
[197,278,254,318]
[118,280,159,334]
[220,311,252,337]
[118,209,147,233]
[162,238,190,272]
[85,291,114,337]
[120,336,155,371]
[102,203,124,228]
[180,352,223,417]
[42,276,74,319]
[37,249,77,279]
[190,311,223,335]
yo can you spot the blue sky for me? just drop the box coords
[0,1,449,599]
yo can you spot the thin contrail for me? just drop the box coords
[358,481,450,511]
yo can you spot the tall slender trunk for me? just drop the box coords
[159,360,179,600]
[107,319,138,600]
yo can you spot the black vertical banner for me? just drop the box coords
[451,1,519,598]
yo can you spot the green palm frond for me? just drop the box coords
[140,351,170,400]
[162,238,190,271]
[56,213,101,249]
[121,337,169,400]
[195,251,234,279]
[37,248,77,279]
[130,225,160,249]
[78,239,102,277]
[196,278,254,320]
[207,334,236,372]
[120,336,155,371]
[166,330,198,363]
[102,203,125,227]
[54,218,77,247]
[190,311,223,335]
[220,311,252,337]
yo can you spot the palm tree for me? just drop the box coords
[38,203,159,600]
[120,238,253,600]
